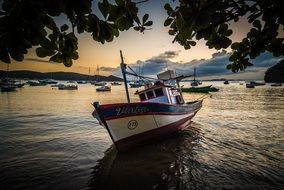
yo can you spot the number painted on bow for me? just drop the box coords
[127,120,138,130]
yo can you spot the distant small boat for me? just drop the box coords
[93,81,107,86]
[190,67,199,86]
[190,81,199,87]
[58,84,78,90]
[1,85,17,92]
[246,83,255,88]
[29,81,47,86]
[181,85,219,93]
[250,81,265,86]
[224,80,230,84]
[111,82,122,86]
[15,83,25,88]
[77,80,87,84]
[96,86,111,92]
[39,79,58,84]
[1,78,24,88]
[271,83,282,87]
[129,80,144,88]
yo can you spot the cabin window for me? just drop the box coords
[139,93,146,101]
[146,91,155,99]
[154,88,164,97]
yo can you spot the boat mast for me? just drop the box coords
[193,67,196,82]
[97,65,100,82]
[6,64,9,78]
[120,50,130,103]
[88,67,90,82]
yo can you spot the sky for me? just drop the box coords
[0,0,282,80]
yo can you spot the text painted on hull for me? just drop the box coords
[116,106,149,116]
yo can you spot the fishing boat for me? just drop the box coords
[111,82,122,86]
[250,81,265,86]
[271,83,282,87]
[58,84,78,90]
[92,51,203,151]
[224,80,230,84]
[29,81,47,86]
[1,85,17,92]
[129,80,144,88]
[77,80,87,84]
[93,81,107,86]
[246,83,255,88]
[181,85,219,93]
[96,85,111,92]
[190,67,200,86]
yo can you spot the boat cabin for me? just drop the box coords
[135,70,184,104]
[136,84,183,104]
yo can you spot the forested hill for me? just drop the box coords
[264,60,284,83]
[0,70,123,81]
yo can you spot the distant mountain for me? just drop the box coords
[264,60,284,83]
[0,70,123,81]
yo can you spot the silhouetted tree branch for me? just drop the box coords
[0,0,283,72]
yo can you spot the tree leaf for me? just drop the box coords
[225,29,233,36]
[188,41,196,46]
[226,64,232,70]
[71,52,79,60]
[164,18,173,26]
[231,42,239,50]
[98,1,109,19]
[252,20,261,30]
[50,53,63,63]
[63,56,73,67]
[144,21,153,27]
[36,47,55,57]
[133,26,140,31]
[0,45,10,63]
[168,30,175,35]
[60,24,69,32]
[142,14,149,24]
[164,3,172,12]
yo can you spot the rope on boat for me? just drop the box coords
[126,66,158,81]
[126,65,192,82]
[195,94,213,101]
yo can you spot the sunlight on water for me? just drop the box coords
[0,82,283,189]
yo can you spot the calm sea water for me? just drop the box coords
[0,82,283,190]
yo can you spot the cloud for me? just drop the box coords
[157,50,180,59]
[211,50,227,58]
[112,50,282,80]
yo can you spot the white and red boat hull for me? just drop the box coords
[93,101,202,151]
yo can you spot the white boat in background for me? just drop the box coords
[92,51,202,151]
[1,84,17,92]
[58,84,78,90]
[111,82,122,86]
[93,81,107,86]
[246,83,255,88]
[250,81,265,86]
[271,83,282,87]
[129,80,144,88]
[190,67,200,86]
[96,85,111,92]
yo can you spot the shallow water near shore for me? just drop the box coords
[0,82,284,189]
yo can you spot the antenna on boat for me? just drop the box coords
[120,50,130,103]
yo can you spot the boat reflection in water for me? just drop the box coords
[89,127,200,190]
